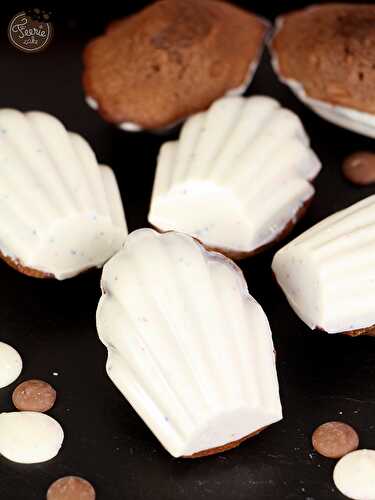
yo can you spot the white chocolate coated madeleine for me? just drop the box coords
[96,229,282,457]
[273,195,375,335]
[0,109,127,279]
[148,96,321,259]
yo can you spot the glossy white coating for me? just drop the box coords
[148,96,321,255]
[0,342,22,388]
[334,450,375,500]
[96,229,282,457]
[0,109,127,279]
[272,195,375,334]
[0,412,64,464]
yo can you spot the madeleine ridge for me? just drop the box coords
[148,96,321,258]
[0,109,127,279]
[272,195,375,336]
[83,0,269,131]
[96,229,282,458]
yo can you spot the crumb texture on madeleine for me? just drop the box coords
[83,0,268,129]
[272,4,375,115]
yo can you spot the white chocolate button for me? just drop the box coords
[334,449,375,500]
[0,342,22,388]
[0,412,64,464]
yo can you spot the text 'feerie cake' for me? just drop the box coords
[272,195,375,336]
[148,95,321,259]
[97,229,282,458]
[0,109,127,279]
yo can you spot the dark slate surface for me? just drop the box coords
[0,2,374,499]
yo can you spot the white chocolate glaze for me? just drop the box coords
[270,19,375,139]
[148,96,321,256]
[96,229,282,458]
[334,450,375,500]
[0,412,64,464]
[0,342,22,388]
[272,195,375,334]
[0,109,127,279]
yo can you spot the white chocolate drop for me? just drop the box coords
[334,449,375,500]
[0,342,22,388]
[0,412,64,464]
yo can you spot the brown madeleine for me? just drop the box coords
[83,0,269,130]
[272,4,375,115]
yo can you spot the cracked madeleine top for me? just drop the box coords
[272,3,375,114]
[82,0,268,130]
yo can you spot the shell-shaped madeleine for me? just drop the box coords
[272,195,375,335]
[270,5,375,139]
[148,96,321,259]
[97,229,282,458]
[83,0,269,131]
[0,109,127,279]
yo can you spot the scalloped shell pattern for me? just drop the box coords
[97,229,282,457]
[0,109,127,279]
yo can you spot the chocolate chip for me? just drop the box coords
[312,421,359,459]
[47,476,96,500]
[342,152,375,185]
[12,379,56,413]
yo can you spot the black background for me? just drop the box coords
[1,2,375,499]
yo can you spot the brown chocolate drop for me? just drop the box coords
[12,379,56,413]
[312,421,359,459]
[342,152,375,185]
[47,476,96,500]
